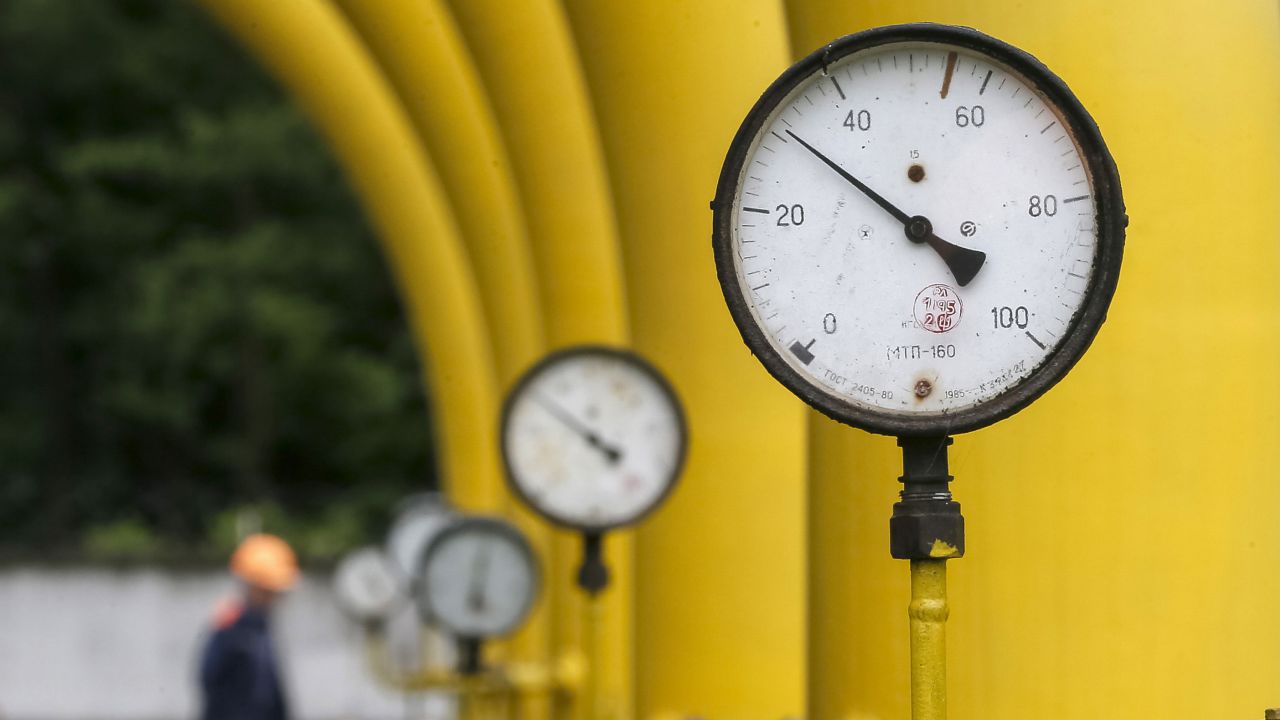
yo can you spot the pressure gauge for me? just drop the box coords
[386,492,454,588]
[416,516,540,639]
[332,546,403,623]
[501,346,688,532]
[712,23,1125,436]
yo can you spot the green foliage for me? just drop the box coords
[0,0,435,560]
[83,518,159,560]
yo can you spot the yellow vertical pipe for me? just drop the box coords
[561,2,807,718]
[440,2,634,717]
[909,560,948,720]
[193,0,501,523]
[791,2,1280,718]
[326,1,552,712]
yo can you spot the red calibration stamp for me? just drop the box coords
[914,284,962,333]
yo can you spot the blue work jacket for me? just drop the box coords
[198,601,288,720]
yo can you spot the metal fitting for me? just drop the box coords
[889,436,965,560]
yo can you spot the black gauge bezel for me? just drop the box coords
[416,515,541,638]
[710,22,1126,437]
[500,345,689,533]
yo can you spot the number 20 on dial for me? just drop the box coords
[712,23,1125,436]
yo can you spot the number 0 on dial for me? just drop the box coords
[712,23,1125,436]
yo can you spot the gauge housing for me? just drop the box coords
[711,23,1125,436]
[415,516,540,639]
[500,345,688,532]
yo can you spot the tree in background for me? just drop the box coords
[0,0,435,559]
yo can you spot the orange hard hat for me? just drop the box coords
[229,534,299,592]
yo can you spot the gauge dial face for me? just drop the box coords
[417,517,539,638]
[502,346,687,531]
[386,494,454,587]
[712,24,1124,436]
[332,547,403,622]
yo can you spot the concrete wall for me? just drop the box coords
[0,566,448,720]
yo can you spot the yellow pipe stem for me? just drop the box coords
[909,560,949,720]
[581,592,606,720]
[327,4,553,712]
[561,2,806,717]
[440,2,634,716]
[193,0,501,517]
[791,2,1280,718]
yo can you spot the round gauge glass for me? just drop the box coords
[501,346,688,531]
[332,546,403,623]
[417,516,540,639]
[712,23,1125,436]
[386,493,454,588]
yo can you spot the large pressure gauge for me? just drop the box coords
[332,546,403,623]
[416,516,540,639]
[712,23,1125,436]
[501,346,687,532]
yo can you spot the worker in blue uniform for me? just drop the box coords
[198,533,299,720]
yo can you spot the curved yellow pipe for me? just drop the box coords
[328,0,545,497]
[194,0,501,519]
[790,2,1280,718]
[561,2,806,718]
[326,1,554,713]
[441,1,634,717]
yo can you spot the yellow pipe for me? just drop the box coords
[582,593,605,720]
[791,2,1280,718]
[326,3,553,713]
[327,0,545,390]
[193,0,501,517]
[909,560,948,720]
[440,1,634,716]
[561,2,806,717]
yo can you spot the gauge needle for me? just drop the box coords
[467,542,492,613]
[534,395,624,464]
[784,130,986,286]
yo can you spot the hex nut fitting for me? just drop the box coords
[890,501,965,560]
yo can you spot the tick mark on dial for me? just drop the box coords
[830,76,846,99]
[1025,331,1047,349]
[789,339,817,365]
[908,164,926,182]
[979,70,993,95]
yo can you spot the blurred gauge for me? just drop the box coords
[416,516,539,639]
[385,492,455,589]
[332,546,402,623]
